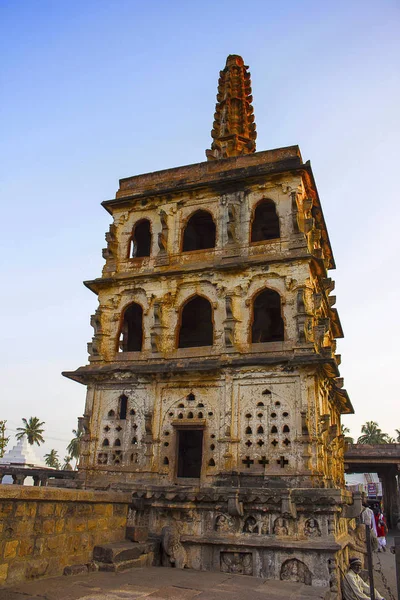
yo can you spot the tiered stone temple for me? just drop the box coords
[64,55,357,593]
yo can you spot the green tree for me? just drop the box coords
[341,424,354,444]
[357,421,390,444]
[16,417,45,446]
[67,429,83,468]
[0,420,10,458]
[62,455,73,470]
[395,429,400,443]
[44,449,60,469]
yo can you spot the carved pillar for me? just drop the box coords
[151,302,164,353]
[39,475,48,487]
[12,473,26,485]
[223,296,237,348]
[381,467,400,529]
[143,411,154,469]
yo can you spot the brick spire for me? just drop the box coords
[206,55,257,161]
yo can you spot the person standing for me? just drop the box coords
[361,501,378,536]
[375,510,388,552]
[342,557,385,600]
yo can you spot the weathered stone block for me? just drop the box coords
[38,503,55,517]
[0,563,8,584]
[63,563,89,576]
[55,518,65,533]
[113,504,127,517]
[4,540,19,559]
[26,558,49,579]
[93,541,144,564]
[95,518,109,531]
[54,504,68,518]
[87,518,98,531]
[0,502,13,516]
[18,537,34,557]
[47,534,65,552]
[42,518,55,535]
[93,504,107,516]
[6,560,26,585]
[33,537,45,557]
[126,526,149,542]
[71,518,87,532]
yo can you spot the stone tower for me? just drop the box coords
[64,55,356,592]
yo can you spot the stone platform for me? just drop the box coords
[1,565,328,599]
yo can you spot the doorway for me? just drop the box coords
[177,429,203,478]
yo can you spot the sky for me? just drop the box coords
[1,0,399,461]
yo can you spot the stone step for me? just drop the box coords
[96,552,154,572]
[93,541,148,565]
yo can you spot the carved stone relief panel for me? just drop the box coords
[214,513,235,533]
[220,552,253,575]
[280,559,312,585]
[304,518,321,538]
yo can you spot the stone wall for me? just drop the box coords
[0,486,131,587]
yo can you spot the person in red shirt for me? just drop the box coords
[375,510,388,552]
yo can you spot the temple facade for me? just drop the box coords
[64,55,358,594]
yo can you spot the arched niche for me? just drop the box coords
[182,210,216,252]
[118,302,143,352]
[118,394,128,419]
[251,288,284,343]
[251,199,280,242]
[129,219,152,258]
[178,295,213,348]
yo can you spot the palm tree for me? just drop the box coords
[62,455,73,470]
[44,449,60,469]
[16,417,45,446]
[395,429,400,443]
[357,421,390,444]
[0,420,10,458]
[67,429,83,468]
[341,424,354,444]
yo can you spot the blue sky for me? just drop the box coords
[1,0,399,459]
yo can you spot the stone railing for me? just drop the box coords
[0,486,131,587]
[0,465,77,486]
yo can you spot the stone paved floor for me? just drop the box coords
[372,532,397,600]
[0,566,327,600]
[1,534,398,600]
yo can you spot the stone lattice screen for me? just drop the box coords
[0,487,131,586]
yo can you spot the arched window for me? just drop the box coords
[251,200,280,242]
[178,296,213,348]
[182,210,216,252]
[119,302,143,352]
[118,395,128,420]
[129,219,151,258]
[251,288,284,343]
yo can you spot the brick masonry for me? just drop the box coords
[0,486,131,586]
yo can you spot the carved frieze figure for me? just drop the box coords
[158,210,168,254]
[280,559,312,585]
[214,513,234,533]
[304,518,321,538]
[220,552,253,575]
[273,517,289,536]
[261,520,269,535]
[161,525,187,569]
[243,515,259,534]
